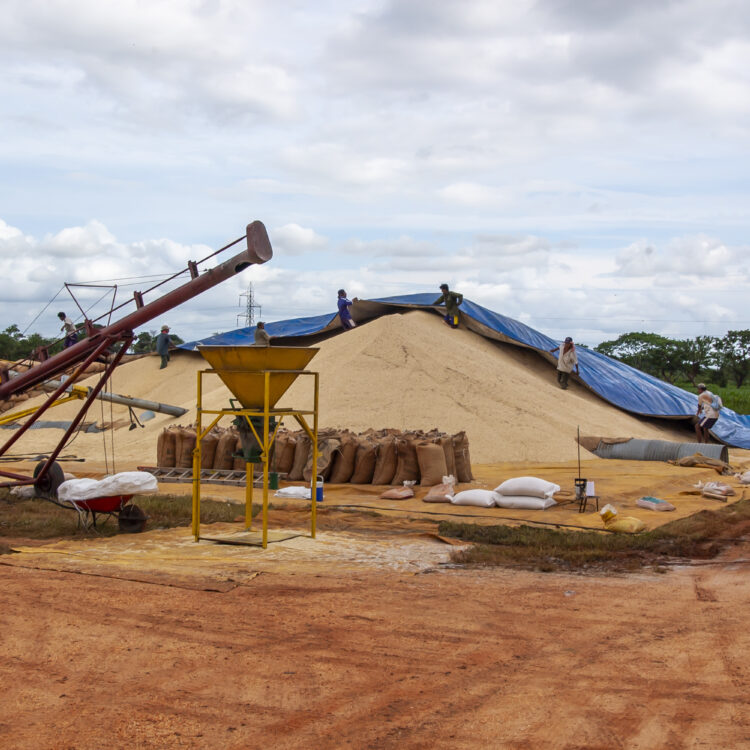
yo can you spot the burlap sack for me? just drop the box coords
[176,428,196,469]
[232,436,245,471]
[417,442,448,486]
[371,436,397,485]
[288,434,311,481]
[156,427,177,468]
[392,437,420,485]
[328,436,357,484]
[214,429,236,470]
[303,437,341,482]
[439,435,456,478]
[423,480,455,503]
[380,486,415,499]
[453,430,474,483]
[350,439,377,484]
[200,429,219,469]
[274,433,297,475]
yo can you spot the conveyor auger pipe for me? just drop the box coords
[0,220,272,401]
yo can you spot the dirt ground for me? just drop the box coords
[4,510,750,748]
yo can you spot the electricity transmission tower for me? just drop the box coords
[237,283,262,327]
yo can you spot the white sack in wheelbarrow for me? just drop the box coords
[57,471,158,502]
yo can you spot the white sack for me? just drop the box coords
[10,485,36,499]
[274,486,312,499]
[636,497,676,512]
[494,476,560,498]
[494,494,556,510]
[451,489,499,508]
[57,471,158,502]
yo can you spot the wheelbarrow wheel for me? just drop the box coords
[118,503,148,533]
[33,460,65,500]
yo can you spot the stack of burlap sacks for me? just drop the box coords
[157,425,248,472]
[273,428,473,486]
[156,426,473,486]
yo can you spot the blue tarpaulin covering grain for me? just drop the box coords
[181,293,750,449]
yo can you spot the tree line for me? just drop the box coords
[594,330,750,387]
[0,325,184,362]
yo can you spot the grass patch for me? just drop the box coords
[0,488,258,551]
[439,499,750,572]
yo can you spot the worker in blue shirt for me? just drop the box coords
[337,289,357,330]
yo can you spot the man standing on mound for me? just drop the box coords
[549,337,579,389]
[337,289,357,330]
[155,325,173,369]
[695,383,719,443]
[434,283,463,329]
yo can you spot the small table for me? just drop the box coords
[578,494,600,514]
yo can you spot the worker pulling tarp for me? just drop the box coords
[179,293,750,450]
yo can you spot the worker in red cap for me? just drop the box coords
[156,325,173,369]
[549,337,579,389]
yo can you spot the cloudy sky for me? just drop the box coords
[2,0,749,346]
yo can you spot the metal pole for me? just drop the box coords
[192,370,203,541]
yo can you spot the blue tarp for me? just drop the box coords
[181,293,750,449]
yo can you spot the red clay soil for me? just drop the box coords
[3,550,750,749]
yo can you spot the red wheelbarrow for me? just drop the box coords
[34,461,149,532]
[62,493,148,532]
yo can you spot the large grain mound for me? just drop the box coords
[9,310,688,465]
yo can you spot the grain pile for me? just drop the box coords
[7,310,688,465]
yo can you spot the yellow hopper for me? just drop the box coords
[197,345,319,409]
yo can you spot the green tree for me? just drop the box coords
[594,331,684,382]
[678,335,715,386]
[713,330,750,388]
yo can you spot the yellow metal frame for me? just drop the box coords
[191,368,319,549]
[0,384,90,427]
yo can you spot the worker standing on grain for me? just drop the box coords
[434,284,463,329]
[155,325,173,369]
[253,321,271,346]
[695,383,719,443]
[57,312,78,348]
[337,289,357,330]
[549,337,579,389]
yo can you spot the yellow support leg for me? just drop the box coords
[245,462,253,530]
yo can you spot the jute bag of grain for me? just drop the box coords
[287,434,311,481]
[156,427,177,468]
[270,431,287,473]
[392,436,420,485]
[303,437,341,482]
[371,436,397,485]
[176,427,196,469]
[214,428,236,470]
[328,434,357,484]
[380,486,415,499]
[200,428,220,470]
[423,476,456,503]
[232,435,245,471]
[350,439,377,484]
[438,435,457,478]
[276,434,297,475]
[417,441,448,486]
[452,431,474,483]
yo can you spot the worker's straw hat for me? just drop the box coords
[161,325,170,331]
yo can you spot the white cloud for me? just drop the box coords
[271,223,328,256]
